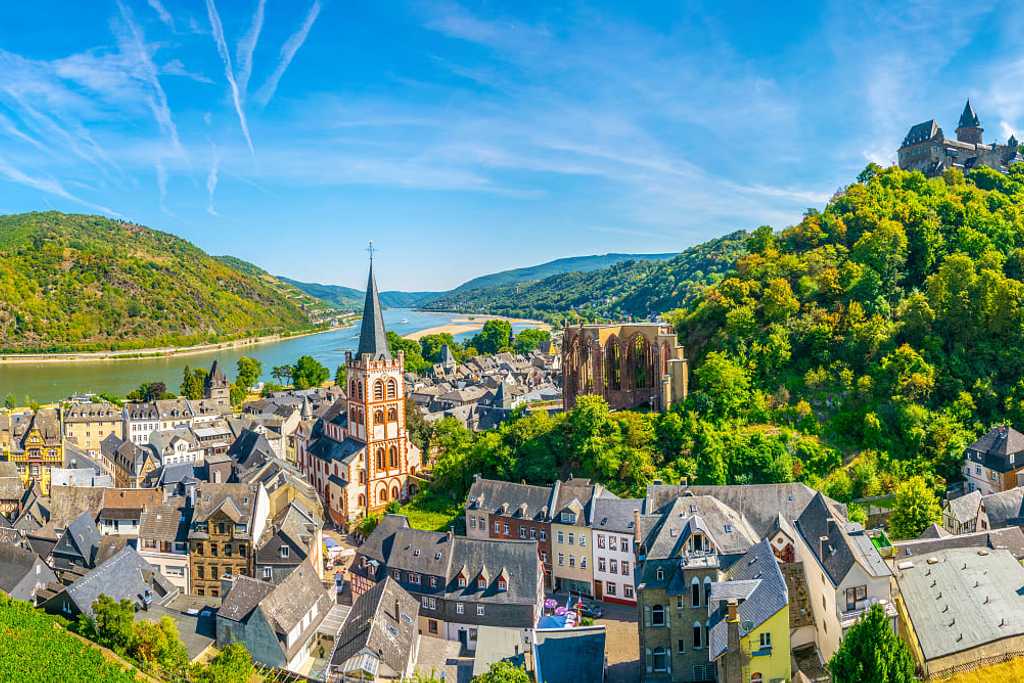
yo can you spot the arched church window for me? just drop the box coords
[387,407,398,422]
[374,410,384,425]
[376,448,384,470]
[389,445,399,467]
[386,379,397,399]
[373,380,384,401]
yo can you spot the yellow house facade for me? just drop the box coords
[62,402,123,455]
[2,409,63,493]
[550,478,606,596]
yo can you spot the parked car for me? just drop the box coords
[579,601,603,618]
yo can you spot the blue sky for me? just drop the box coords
[0,1,1020,290]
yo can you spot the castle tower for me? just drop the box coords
[956,99,983,145]
[345,253,414,516]
[204,360,231,409]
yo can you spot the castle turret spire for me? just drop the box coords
[959,99,980,128]
[956,99,983,144]
[356,244,391,360]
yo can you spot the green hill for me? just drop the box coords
[282,252,676,312]
[670,163,1024,499]
[0,594,142,681]
[0,212,317,353]
[421,235,746,321]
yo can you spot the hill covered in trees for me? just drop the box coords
[423,233,746,321]
[668,164,1024,500]
[278,277,441,309]
[0,212,317,353]
[418,164,1024,528]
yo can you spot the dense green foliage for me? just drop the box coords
[425,395,834,502]
[192,643,255,683]
[512,328,550,354]
[423,233,747,322]
[127,382,174,401]
[888,475,942,539]
[0,212,316,352]
[469,319,512,354]
[668,164,1024,498]
[279,276,439,309]
[471,660,531,683]
[179,366,209,400]
[828,603,916,683]
[291,355,330,389]
[0,594,140,682]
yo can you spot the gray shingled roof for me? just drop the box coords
[959,99,981,128]
[795,493,890,587]
[0,544,43,593]
[331,577,419,678]
[592,497,642,534]
[893,526,1024,561]
[902,120,941,147]
[139,497,191,544]
[466,477,553,522]
[218,576,275,622]
[980,488,1024,529]
[945,490,983,523]
[534,628,606,683]
[60,546,176,616]
[708,539,789,660]
[965,426,1024,473]
[357,263,391,360]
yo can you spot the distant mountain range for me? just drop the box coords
[283,251,679,315]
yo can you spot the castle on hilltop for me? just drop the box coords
[898,99,1024,177]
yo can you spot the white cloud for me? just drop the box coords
[0,154,120,216]
[146,0,175,31]
[236,0,265,95]
[254,0,321,107]
[206,0,256,156]
[206,145,221,215]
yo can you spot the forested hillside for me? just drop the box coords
[0,212,315,353]
[669,164,1024,499]
[423,232,747,321]
[279,277,440,309]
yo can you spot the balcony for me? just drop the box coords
[839,597,897,628]
[679,549,719,569]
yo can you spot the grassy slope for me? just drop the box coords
[0,594,146,682]
[0,212,315,353]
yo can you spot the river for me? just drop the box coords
[0,309,539,403]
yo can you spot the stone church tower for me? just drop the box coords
[345,260,416,514]
[203,360,231,410]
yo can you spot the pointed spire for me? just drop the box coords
[357,249,391,360]
[959,99,981,129]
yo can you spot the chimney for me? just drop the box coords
[394,599,401,621]
[473,473,481,482]
[447,527,454,544]
[633,508,642,548]
[819,535,829,558]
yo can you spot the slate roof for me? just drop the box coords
[307,434,366,466]
[0,543,44,594]
[902,120,942,147]
[959,99,981,128]
[62,402,121,423]
[795,493,890,587]
[640,495,757,562]
[227,429,275,472]
[708,539,789,660]
[57,546,176,616]
[356,263,391,360]
[652,483,844,538]
[979,488,1024,529]
[965,426,1024,473]
[331,577,419,678]
[101,434,156,478]
[465,477,553,522]
[945,490,983,523]
[258,559,332,637]
[592,497,642,534]
[358,515,410,568]
[217,576,276,622]
[52,511,102,568]
[534,627,606,683]
[898,548,1024,662]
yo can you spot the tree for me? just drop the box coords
[690,352,751,422]
[335,363,347,388]
[271,364,293,384]
[512,328,550,354]
[888,475,941,539]
[229,383,248,408]
[127,382,172,402]
[3,393,14,410]
[472,660,530,683]
[828,603,915,683]
[89,594,137,654]
[131,616,189,680]
[192,642,254,683]
[292,355,329,389]
[471,319,512,354]
[235,356,262,392]
[419,333,459,363]
[179,366,208,400]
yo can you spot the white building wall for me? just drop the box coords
[593,530,636,603]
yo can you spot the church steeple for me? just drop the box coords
[956,99,983,144]
[356,245,391,360]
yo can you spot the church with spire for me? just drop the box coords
[297,253,421,529]
[898,99,1023,177]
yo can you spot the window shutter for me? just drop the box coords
[644,605,652,627]
[645,648,652,674]
[665,606,670,629]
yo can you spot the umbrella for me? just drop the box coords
[544,598,558,610]
[554,606,567,616]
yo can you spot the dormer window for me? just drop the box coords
[497,578,507,592]
[561,511,576,524]
[458,576,467,588]
[656,567,665,581]
[477,576,486,589]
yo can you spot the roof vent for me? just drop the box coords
[927,557,939,564]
